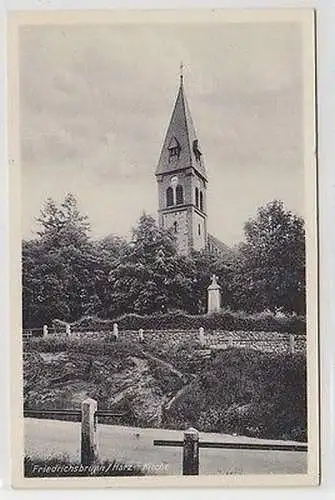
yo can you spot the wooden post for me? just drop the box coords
[289,334,295,354]
[81,398,98,465]
[43,325,48,337]
[66,324,71,337]
[183,427,199,475]
[139,328,144,342]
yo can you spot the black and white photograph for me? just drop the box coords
[8,9,318,488]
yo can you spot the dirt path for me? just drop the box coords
[164,378,197,411]
[140,349,193,414]
[140,350,187,381]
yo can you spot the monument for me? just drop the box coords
[207,275,221,313]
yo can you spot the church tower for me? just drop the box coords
[155,70,208,255]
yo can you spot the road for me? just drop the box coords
[24,418,307,476]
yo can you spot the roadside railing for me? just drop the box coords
[24,400,307,474]
[153,427,308,475]
[24,399,131,466]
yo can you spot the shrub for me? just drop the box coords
[71,315,109,330]
[28,335,70,353]
[70,310,305,334]
[52,318,69,333]
[165,349,307,441]
[27,335,143,358]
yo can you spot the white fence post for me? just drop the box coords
[199,327,205,347]
[289,334,295,354]
[81,398,98,465]
[43,325,48,337]
[113,322,119,341]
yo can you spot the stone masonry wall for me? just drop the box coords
[68,329,306,354]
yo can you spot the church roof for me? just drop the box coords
[156,76,208,180]
[207,233,234,259]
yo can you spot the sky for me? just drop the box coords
[19,21,304,245]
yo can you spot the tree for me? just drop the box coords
[88,234,128,318]
[22,194,97,326]
[177,250,233,314]
[22,195,305,326]
[235,200,305,314]
[36,193,90,244]
[22,239,71,327]
[107,213,235,317]
[108,213,189,316]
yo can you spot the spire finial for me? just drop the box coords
[180,61,184,84]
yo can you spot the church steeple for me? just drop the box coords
[155,71,207,181]
[155,71,208,255]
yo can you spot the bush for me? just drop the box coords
[71,310,305,334]
[52,318,69,333]
[70,315,108,330]
[28,335,71,353]
[27,335,143,358]
[165,349,307,441]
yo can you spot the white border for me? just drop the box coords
[1,0,334,498]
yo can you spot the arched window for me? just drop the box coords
[200,191,204,211]
[195,187,199,208]
[176,185,184,205]
[166,187,174,207]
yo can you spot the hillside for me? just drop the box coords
[23,335,307,441]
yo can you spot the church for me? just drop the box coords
[155,70,230,258]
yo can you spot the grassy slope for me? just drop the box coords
[23,335,307,441]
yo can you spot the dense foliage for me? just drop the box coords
[166,348,307,441]
[22,194,306,328]
[234,200,306,314]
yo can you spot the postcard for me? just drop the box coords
[8,8,318,488]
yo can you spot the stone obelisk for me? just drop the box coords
[207,275,221,313]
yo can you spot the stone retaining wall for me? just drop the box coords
[67,328,306,353]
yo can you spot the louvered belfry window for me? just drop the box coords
[200,191,204,211]
[166,187,174,207]
[176,185,184,205]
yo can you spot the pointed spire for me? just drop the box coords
[180,61,184,86]
[155,70,207,181]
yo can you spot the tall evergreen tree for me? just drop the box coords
[108,213,182,316]
[22,194,96,326]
